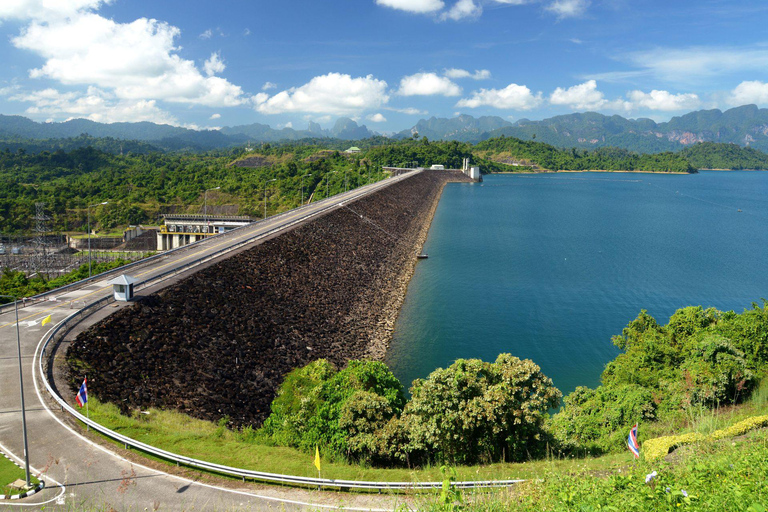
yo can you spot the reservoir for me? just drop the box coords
[386,171,768,397]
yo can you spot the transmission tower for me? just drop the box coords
[33,202,50,278]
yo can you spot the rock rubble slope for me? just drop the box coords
[67,170,471,427]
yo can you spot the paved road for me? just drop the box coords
[0,172,420,511]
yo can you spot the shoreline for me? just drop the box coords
[488,169,693,175]
[366,176,468,360]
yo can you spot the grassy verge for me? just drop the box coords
[417,429,768,511]
[81,397,630,485]
[0,455,38,497]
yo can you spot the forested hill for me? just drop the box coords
[473,136,695,173]
[680,142,768,170]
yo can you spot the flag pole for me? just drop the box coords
[85,376,89,431]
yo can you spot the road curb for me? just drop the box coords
[0,450,45,500]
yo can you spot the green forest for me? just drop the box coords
[257,301,768,467]
[2,135,767,236]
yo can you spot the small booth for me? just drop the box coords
[107,274,137,302]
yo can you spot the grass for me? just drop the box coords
[0,454,38,497]
[81,397,631,486]
[414,428,768,511]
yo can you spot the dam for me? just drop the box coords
[66,169,474,427]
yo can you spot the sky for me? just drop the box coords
[2,0,768,133]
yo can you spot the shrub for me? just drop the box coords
[398,354,561,464]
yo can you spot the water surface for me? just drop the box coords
[386,171,768,396]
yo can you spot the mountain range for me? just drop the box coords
[3,105,768,153]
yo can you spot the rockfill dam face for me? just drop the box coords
[67,170,472,427]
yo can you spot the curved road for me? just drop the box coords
[0,172,420,511]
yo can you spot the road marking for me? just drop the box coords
[0,439,66,508]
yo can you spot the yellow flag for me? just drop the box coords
[41,315,52,326]
[313,445,321,472]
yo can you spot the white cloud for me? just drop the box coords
[278,121,293,129]
[262,81,277,91]
[203,52,226,77]
[442,0,482,20]
[0,0,110,21]
[367,113,387,122]
[12,13,247,107]
[444,68,491,80]
[243,28,251,36]
[613,45,768,84]
[545,0,590,18]
[11,87,178,124]
[375,0,445,13]
[199,28,212,39]
[385,106,428,115]
[456,83,543,110]
[254,73,389,115]
[210,113,221,120]
[550,80,608,110]
[397,72,461,96]
[626,89,700,111]
[729,81,768,106]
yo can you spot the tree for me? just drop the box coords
[397,354,561,464]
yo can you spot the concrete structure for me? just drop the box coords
[107,274,137,301]
[157,214,252,250]
[462,158,483,182]
[123,225,155,243]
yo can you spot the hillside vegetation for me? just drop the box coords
[3,136,768,235]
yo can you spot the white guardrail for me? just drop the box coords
[38,301,524,490]
[34,168,524,490]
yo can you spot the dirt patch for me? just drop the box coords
[67,171,472,428]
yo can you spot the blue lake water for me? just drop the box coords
[386,171,768,397]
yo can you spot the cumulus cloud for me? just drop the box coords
[626,89,700,111]
[397,72,461,96]
[11,86,179,124]
[545,0,590,18]
[456,83,543,110]
[0,0,110,21]
[210,113,221,120]
[442,0,482,20]
[262,81,277,91]
[375,0,444,13]
[254,73,389,115]
[374,0,577,21]
[199,28,213,39]
[729,81,768,106]
[385,106,428,115]
[203,52,226,77]
[550,80,609,110]
[367,113,387,122]
[12,13,247,107]
[444,68,491,80]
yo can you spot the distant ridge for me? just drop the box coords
[3,105,768,153]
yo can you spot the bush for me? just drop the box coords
[258,359,405,460]
[397,354,561,464]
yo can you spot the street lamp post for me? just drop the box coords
[87,201,108,278]
[264,179,276,220]
[204,186,220,234]
[0,294,31,487]
[325,171,337,199]
[345,170,349,193]
[300,174,312,206]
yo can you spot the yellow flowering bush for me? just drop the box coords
[644,414,768,461]
[708,415,768,441]
[644,432,705,461]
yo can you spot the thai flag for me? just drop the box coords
[75,378,88,408]
[627,423,640,458]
